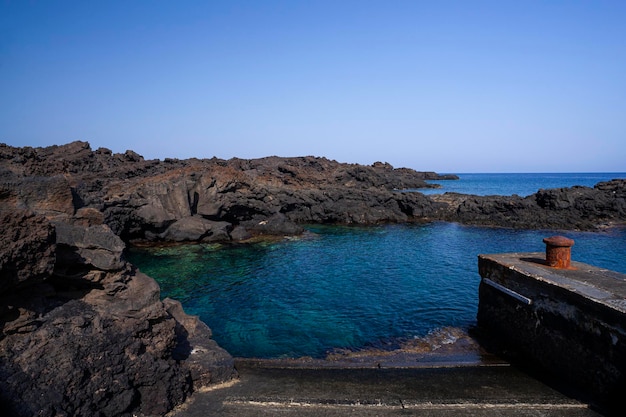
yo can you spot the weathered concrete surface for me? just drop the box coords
[477,253,626,416]
[169,360,601,416]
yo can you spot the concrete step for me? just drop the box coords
[170,361,602,416]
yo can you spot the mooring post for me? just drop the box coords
[543,236,575,269]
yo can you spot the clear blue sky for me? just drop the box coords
[1,1,625,172]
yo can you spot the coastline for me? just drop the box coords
[234,327,506,370]
[1,141,624,416]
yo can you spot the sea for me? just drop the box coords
[420,172,626,196]
[127,172,626,359]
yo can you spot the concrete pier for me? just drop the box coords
[171,359,600,416]
[170,325,602,416]
[478,252,626,415]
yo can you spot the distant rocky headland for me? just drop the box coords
[1,141,625,416]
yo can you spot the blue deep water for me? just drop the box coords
[127,173,626,359]
[420,172,626,196]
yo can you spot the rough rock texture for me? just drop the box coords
[0,142,456,243]
[0,200,235,414]
[0,210,56,293]
[102,156,448,241]
[432,180,626,230]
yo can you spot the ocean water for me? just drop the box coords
[420,172,626,196]
[127,173,626,359]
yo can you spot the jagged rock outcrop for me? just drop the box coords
[0,210,56,293]
[0,210,235,414]
[2,141,625,240]
[431,180,626,230]
[5,141,623,239]
[1,142,452,244]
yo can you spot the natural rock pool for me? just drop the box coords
[127,222,626,358]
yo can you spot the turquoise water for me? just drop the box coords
[128,173,626,358]
[128,223,626,359]
[420,172,626,196]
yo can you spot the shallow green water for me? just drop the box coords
[127,223,626,358]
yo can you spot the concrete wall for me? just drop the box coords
[477,252,626,414]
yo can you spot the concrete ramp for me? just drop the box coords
[170,361,600,416]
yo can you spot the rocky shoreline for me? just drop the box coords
[1,141,625,416]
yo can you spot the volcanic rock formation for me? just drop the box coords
[0,142,241,416]
[0,211,236,416]
[0,141,454,244]
[1,140,625,416]
[431,180,626,230]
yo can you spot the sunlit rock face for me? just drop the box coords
[431,179,626,230]
[0,145,236,416]
[1,141,451,244]
[0,210,235,416]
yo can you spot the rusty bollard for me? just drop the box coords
[543,236,575,269]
